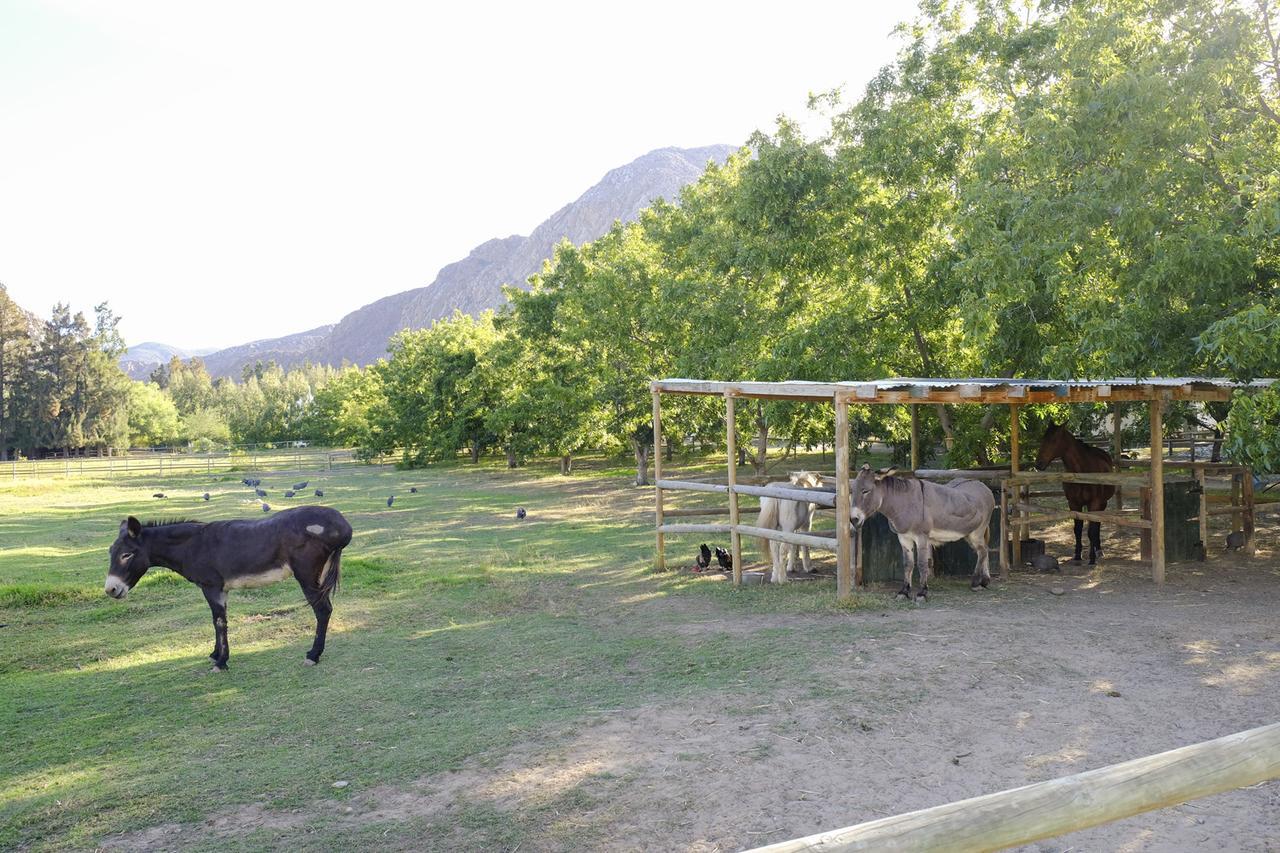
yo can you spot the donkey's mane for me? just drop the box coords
[881,476,916,493]
[144,518,204,528]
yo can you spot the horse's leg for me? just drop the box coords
[1071,513,1085,564]
[896,535,914,600]
[770,539,786,584]
[800,506,814,573]
[914,534,931,603]
[969,527,991,590]
[298,579,333,665]
[202,586,229,672]
[1087,498,1104,563]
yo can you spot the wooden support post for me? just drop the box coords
[1192,466,1203,558]
[725,393,742,586]
[1150,396,1166,584]
[835,393,853,598]
[1113,403,1124,509]
[652,390,666,571]
[1010,405,1023,566]
[1242,468,1256,555]
[909,404,920,471]
[999,479,1010,579]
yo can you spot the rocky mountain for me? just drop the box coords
[119,342,218,380]
[200,325,335,381]
[193,144,735,379]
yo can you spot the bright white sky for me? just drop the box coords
[1,1,912,351]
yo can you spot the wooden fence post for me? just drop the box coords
[909,404,920,471]
[1242,468,1255,555]
[652,390,666,571]
[835,393,853,598]
[1150,396,1165,584]
[725,393,742,586]
[1010,404,1023,567]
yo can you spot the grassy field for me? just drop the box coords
[4,454,1277,851]
[0,453,880,850]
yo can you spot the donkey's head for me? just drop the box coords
[788,471,823,488]
[851,464,896,526]
[105,517,151,599]
[1036,421,1070,471]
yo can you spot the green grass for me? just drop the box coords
[0,452,900,850]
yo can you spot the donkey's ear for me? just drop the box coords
[860,463,872,472]
[125,516,142,538]
[874,466,897,481]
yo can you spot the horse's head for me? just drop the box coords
[1036,421,1069,471]
[105,517,151,599]
[851,464,894,526]
[789,471,823,488]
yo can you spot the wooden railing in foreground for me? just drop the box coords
[748,721,1280,853]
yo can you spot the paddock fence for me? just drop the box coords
[748,721,1280,853]
[0,446,390,481]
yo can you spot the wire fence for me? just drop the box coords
[0,446,391,481]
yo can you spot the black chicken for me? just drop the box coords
[695,544,712,571]
[714,546,733,571]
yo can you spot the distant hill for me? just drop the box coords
[192,145,735,379]
[120,342,218,380]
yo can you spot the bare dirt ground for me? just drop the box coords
[106,508,1280,852]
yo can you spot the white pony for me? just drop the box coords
[755,471,824,584]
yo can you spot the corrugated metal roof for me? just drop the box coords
[652,377,1274,402]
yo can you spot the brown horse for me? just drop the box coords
[1036,422,1115,565]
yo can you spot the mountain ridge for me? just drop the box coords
[125,144,735,379]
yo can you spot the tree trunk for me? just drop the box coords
[505,447,517,468]
[469,441,481,463]
[632,438,650,486]
[1211,428,1223,463]
[936,405,956,452]
[737,447,747,466]
[975,406,998,466]
[747,399,768,473]
[559,454,572,475]
[665,440,674,462]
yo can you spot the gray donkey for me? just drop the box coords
[851,464,995,602]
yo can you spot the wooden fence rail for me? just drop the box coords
[749,721,1280,853]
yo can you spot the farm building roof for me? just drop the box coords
[651,377,1275,404]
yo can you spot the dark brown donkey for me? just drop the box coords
[104,506,353,671]
[1036,422,1115,565]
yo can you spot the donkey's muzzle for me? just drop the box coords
[104,577,129,599]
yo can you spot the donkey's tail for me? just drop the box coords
[320,547,343,598]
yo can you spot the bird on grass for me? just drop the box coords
[284,490,296,498]
[152,493,166,499]
[387,495,395,507]
[314,489,324,498]
[202,493,211,501]
[293,481,308,490]
[409,486,418,494]
[695,544,712,571]
[255,488,267,498]
[714,547,733,571]
[515,507,527,520]
[262,503,271,513]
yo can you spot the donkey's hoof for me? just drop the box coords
[210,664,227,673]
[303,658,317,667]
[980,577,990,588]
